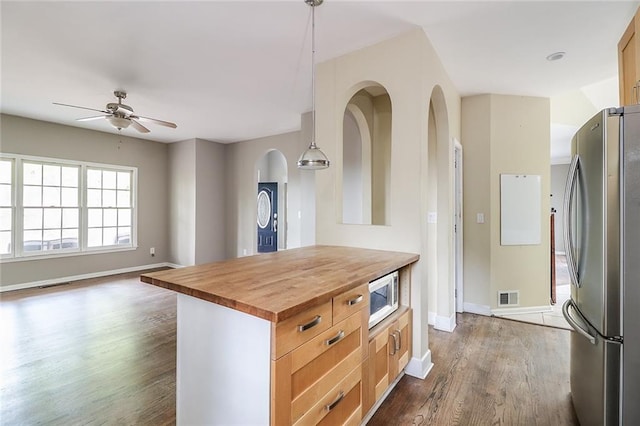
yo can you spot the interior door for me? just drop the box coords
[257,182,278,253]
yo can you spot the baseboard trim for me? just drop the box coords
[428,311,436,326]
[492,305,553,316]
[405,350,433,380]
[0,262,175,293]
[434,313,457,333]
[361,371,405,425]
[463,302,492,316]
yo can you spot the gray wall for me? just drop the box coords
[224,112,316,259]
[0,114,170,287]
[169,138,227,266]
[194,138,226,264]
[550,163,570,253]
[169,139,196,266]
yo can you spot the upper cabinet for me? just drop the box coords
[619,7,640,106]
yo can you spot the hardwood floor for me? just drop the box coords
[369,313,578,426]
[1,274,577,425]
[0,271,176,425]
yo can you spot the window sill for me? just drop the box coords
[0,246,138,263]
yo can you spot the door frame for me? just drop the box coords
[454,139,464,313]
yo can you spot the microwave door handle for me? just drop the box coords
[563,154,581,288]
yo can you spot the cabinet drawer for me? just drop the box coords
[290,312,363,421]
[272,300,332,359]
[333,283,369,324]
[293,364,362,426]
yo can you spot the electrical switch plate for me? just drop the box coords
[477,213,485,224]
[427,212,437,224]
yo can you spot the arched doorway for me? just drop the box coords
[256,149,288,252]
[426,85,456,332]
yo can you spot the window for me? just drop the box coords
[87,168,132,248]
[0,154,137,261]
[0,159,13,255]
[23,162,79,254]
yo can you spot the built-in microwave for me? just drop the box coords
[368,271,399,329]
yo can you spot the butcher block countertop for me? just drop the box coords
[140,245,418,323]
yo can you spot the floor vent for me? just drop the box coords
[498,290,520,307]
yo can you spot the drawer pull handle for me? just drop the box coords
[325,330,345,346]
[389,332,397,355]
[298,315,321,332]
[347,294,363,306]
[394,330,401,352]
[325,391,345,412]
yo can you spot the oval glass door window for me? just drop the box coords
[257,190,271,229]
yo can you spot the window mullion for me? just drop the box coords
[80,164,87,251]
[15,159,24,257]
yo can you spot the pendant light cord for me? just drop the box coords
[310,2,317,148]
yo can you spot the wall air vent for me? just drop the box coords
[498,290,520,307]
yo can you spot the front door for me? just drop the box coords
[257,182,278,253]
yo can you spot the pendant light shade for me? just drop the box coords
[298,0,330,170]
[298,143,330,169]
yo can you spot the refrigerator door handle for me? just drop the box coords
[562,299,596,345]
[563,154,581,287]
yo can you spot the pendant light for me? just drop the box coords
[297,0,330,170]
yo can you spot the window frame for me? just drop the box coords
[0,153,138,263]
[0,157,15,259]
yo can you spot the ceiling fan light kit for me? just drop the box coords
[107,116,131,130]
[297,0,330,170]
[53,90,177,134]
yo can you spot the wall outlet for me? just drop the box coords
[243,249,247,256]
[476,213,485,224]
[150,247,155,257]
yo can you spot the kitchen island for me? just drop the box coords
[141,245,418,425]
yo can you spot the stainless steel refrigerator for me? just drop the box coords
[562,105,640,426]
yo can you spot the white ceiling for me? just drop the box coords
[1,1,639,147]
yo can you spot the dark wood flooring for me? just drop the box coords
[1,273,577,425]
[369,314,579,426]
[0,270,176,425]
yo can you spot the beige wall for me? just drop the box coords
[462,95,551,311]
[461,96,492,308]
[0,114,170,287]
[314,29,461,376]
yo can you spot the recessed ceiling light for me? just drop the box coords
[546,51,566,61]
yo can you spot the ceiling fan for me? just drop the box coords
[53,90,177,133]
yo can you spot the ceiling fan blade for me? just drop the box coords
[53,102,109,114]
[129,119,150,133]
[132,115,177,129]
[76,115,110,122]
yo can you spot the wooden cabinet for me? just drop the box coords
[619,7,640,106]
[271,292,368,425]
[388,309,411,380]
[363,307,412,416]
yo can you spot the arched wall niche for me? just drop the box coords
[341,82,392,225]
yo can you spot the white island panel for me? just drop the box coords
[177,293,271,425]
